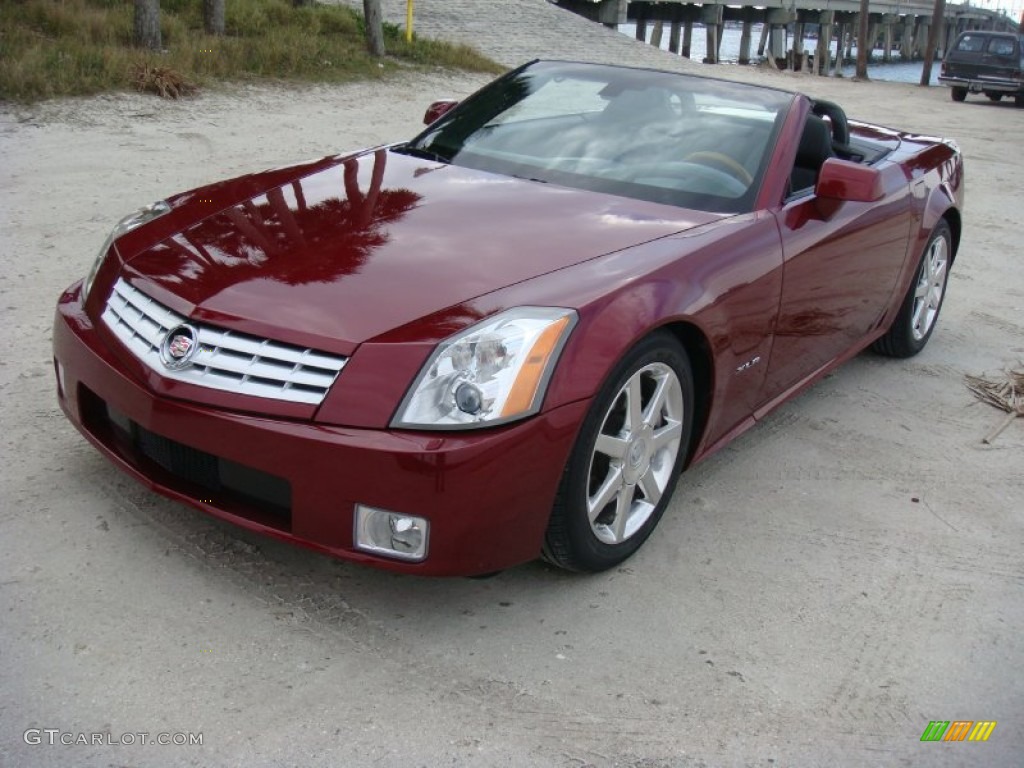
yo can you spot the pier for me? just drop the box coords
[556,0,1021,74]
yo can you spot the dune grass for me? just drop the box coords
[0,0,504,103]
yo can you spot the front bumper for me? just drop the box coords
[938,75,1023,94]
[53,285,587,576]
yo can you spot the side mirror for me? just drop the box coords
[816,158,885,203]
[423,99,459,125]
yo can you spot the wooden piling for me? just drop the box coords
[650,19,664,47]
[832,22,846,73]
[668,7,682,54]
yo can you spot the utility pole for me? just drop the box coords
[855,0,871,78]
[920,0,946,85]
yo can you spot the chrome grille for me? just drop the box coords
[101,278,346,405]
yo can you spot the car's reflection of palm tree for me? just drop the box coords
[155,149,422,287]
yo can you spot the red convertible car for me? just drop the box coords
[53,61,964,576]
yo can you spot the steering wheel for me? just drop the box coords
[609,161,748,198]
[681,151,754,186]
[811,99,850,147]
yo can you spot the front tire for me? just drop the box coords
[951,87,967,102]
[543,332,694,572]
[873,220,952,358]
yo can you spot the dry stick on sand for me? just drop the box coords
[965,367,1024,444]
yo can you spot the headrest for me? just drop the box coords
[796,114,834,168]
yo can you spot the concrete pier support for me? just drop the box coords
[739,19,753,64]
[705,25,718,63]
[682,21,692,58]
[756,9,795,69]
[900,18,914,59]
[882,15,896,62]
[944,20,958,57]
[704,25,720,62]
[792,21,806,71]
[816,12,834,75]
[702,4,723,63]
[596,0,627,27]
[769,25,787,60]
[913,17,929,58]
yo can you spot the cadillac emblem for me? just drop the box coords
[160,324,200,370]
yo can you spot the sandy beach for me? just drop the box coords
[1,11,1023,767]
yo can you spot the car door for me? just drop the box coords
[763,178,913,397]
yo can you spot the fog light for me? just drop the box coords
[354,505,429,562]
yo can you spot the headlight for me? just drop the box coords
[392,307,577,429]
[82,200,172,300]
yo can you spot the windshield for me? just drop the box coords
[400,61,794,213]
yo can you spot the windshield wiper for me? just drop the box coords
[394,144,449,164]
[509,173,548,184]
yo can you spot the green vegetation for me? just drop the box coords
[0,0,504,103]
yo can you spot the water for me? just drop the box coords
[619,23,939,85]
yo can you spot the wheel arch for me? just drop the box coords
[657,320,714,468]
[550,312,717,470]
[919,177,961,267]
[942,206,962,262]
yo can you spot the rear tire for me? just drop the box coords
[543,332,694,573]
[985,92,1003,102]
[1015,93,1024,108]
[873,221,952,358]
[951,87,967,102]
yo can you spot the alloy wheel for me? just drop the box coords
[911,232,949,341]
[586,362,684,545]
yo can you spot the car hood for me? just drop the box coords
[118,148,724,351]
